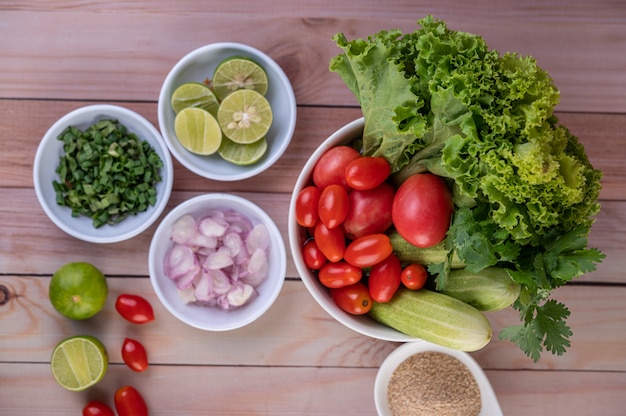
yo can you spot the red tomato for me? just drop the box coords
[342,182,395,240]
[318,261,362,288]
[330,282,373,315]
[368,253,402,303]
[344,156,391,190]
[302,239,328,270]
[313,146,360,188]
[392,173,453,248]
[115,294,154,324]
[313,222,346,262]
[122,337,149,372]
[401,263,428,290]
[344,234,393,268]
[83,401,115,416]
[295,185,321,228]
[318,184,349,229]
[114,386,148,416]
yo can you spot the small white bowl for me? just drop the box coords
[33,104,174,244]
[158,42,297,181]
[374,342,503,416]
[148,193,287,331]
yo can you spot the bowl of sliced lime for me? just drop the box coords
[158,43,297,181]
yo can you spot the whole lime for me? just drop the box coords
[49,262,108,320]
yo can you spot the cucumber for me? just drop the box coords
[440,267,521,312]
[389,232,465,268]
[369,288,492,351]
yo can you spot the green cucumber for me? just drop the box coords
[369,288,492,351]
[389,232,465,268]
[441,267,521,312]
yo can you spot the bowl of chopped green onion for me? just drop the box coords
[34,104,174,243]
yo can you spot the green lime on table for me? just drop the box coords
[171,82,220,116]
[51,335,108,391]
[49,262,107,320]
[174,107,222,155]
[218,136,268,165]
[212,56,269,100]
[217,89,273,144]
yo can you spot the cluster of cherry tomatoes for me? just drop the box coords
[295,146,432,315]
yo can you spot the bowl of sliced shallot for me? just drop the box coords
[148,193,286,331]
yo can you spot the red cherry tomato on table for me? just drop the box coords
[115,294,154,324]
[344,233,393,268]
[318,184,349,229]
[122,337,149,372]
[313,222,346,263]
[313,146,360,188]
[114,385,148,416]
[391,173,453,248]
[318,261,363,289]
[368,253,402,303]
[342,182,395,240]
[344,156,391,190]
[83,401,115,416]
[331,282,373,315]
[295,185,321,228]
[302,239,328,270]
[401,263,428,290]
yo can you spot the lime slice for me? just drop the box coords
[171,82,220,116]
[217,89,273,144]
[174,107,222,155]
[212,56,269,100]
[51,335,108,391]
[218,136,268,165]
[49,262,108,321]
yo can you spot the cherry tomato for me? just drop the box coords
[392,173,453,248]
[122,337,149,372]
[295,185,321,228]
[330,282,373,315]
[342,182,395,240]
[401,263,428,290]
[114,385,148,416]
[368,253,402,303]
[302,239,328,270]
[83,401,115,416]
[318,184,349,229]
[344,156,391,190]
[115,294,154,324]
[313,146,360,189]
[313,222,346,262]
[344,233,393,268]
[318,261,362,288]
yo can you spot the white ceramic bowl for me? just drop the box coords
[148,193,287,331]
[374,342,503,416]
[288,118,419,341]
[33,104,174,244]
[158,42,297,181]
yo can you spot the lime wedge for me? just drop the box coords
[217,89,273,144]
[212,56,269,101]
[171,82,220,116]
[174,107,222,155]
[218,136,268,165]
[51,335,108,391]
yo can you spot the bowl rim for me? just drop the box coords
[33,104,174,244]
[157,42,297,181]
[148,192,287,331]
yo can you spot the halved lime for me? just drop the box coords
[212,56,269,101]
[51,335,108,391]
[217,89,273,144]
[218,136,268,165]
[49,262,107,321]
[171,82,220,116]
[174,107,222,155]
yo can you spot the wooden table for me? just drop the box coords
[2,2,625,415]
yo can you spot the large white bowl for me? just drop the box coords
[148,193,287,331]
[158,42,297,181]
[33,104,174,244]
[288,118,419,342]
